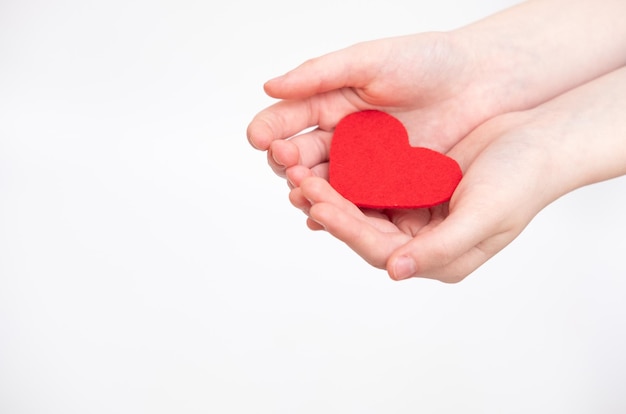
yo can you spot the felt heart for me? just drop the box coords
[328,110,462,209]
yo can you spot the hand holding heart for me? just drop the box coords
[286,112,538,282]
[247,2,626,281]
[288,67,626,281]
[247,31,493,180]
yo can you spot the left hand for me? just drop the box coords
[288,66,626,282]
[287,111,548,282]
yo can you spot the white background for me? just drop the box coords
[1,0,626,413]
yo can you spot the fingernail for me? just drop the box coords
[269,148,283,167]
[393,256,417,280]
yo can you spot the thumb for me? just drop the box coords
[386,201,510,283]
[264,41,384,100]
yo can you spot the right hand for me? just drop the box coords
[247,32,502,180]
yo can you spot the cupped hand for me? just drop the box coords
[287,112,550,282]
[287,65,626,282]
[247,0,626,184]
[247,32,505,180]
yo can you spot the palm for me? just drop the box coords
[289,113,551,281]
[354,205,449,268]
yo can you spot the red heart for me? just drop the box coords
[328,110,462,209]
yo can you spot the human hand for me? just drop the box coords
[247,0,626,282]
[287,66,626,282]
[247,0,626,182]
[247,31,493,182]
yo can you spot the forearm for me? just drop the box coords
[454,0,626,112]
[523,66,626,201]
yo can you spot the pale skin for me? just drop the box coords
[246,0,626,282]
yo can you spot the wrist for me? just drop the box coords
[450,0,626,116]
[518,67,626,198]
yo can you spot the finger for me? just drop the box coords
[300,175,395,232]
[301,177,410,268]
[386,200,498,283]
[385,206,439,237]
[300,176,363,217]
[286,165,314,190]
[247,99,318,151]
[423,230,515,283]
[288,186,312,213]
[286,164,329,189]
[306,217,325,231]
[266,141,294,178]
[269,128,333,172]
[287,128,333,168]
[310,203,410,269]
[263,40,382,100]
[309,163,329,181]
[287,176,331,232]
[247,92,358,151]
